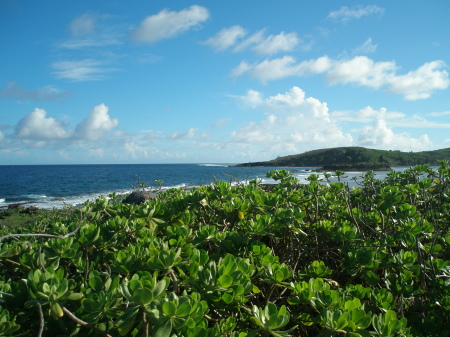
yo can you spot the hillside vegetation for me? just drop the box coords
[1,163,450,336]
[236,147,450,168]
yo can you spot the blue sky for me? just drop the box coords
[1,0,449,164]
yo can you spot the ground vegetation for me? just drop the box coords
[1,162,450,336]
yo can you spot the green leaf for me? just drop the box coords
[218,274,233,288]
[153,319,173,337]
[117,307,140,336]
[175,301,192,317]
[184,317,196,329]
[222,293,233,304]
[153,278,169,298]
[89,275,103,291]
[162,301,177,317]
[66,292,83,301]
[133,287,153,306]
[81,299,101,312]
[362,270,380,286]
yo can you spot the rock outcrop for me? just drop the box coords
[123,191,157,204]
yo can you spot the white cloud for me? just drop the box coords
[52,59,117,81]
[428,111,450,117]
[234,55,449,99]
[70,12,96,36]
[232,87,353,154]
[168,128,198,140]
[233,30,265,52]
[390,115,450,129]
[353,106,405,123]
[124,141,150,159]
[59,12,122,49]
[130,5,209,43]
[14,108,72,140]
[230,60,253,78]
[203,25,247,51]
[337,106,450,130]
[205,26,302,55]
[386,60,450,100]
[233,56,331,83]
[352,38,377,55]
[212,118,231,127]
[327,56,395,88]
[74,103,118,140]
[0,82,71,101]
[238,89,263,108]
[59,36,122,49]
[357,118,432,151]
[167,128,209,140]
[328,5,385,22]
[252,31,299,55]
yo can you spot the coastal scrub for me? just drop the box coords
[1,162,450,336]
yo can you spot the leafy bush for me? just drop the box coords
[1,162,450,336]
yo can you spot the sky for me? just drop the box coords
[1,0,450,164]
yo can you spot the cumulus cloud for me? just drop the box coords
[353,106,405,123]
[328,57,449,100]
[386,60,450,100]
[52,59,117,81]
[74,103,118,140]
[327,56,396,88]
[130,5,209,43]
[9,103,119,155]
[231,87,353,155]
[14,108,72,140]
[0,82,72,101]
[203,25,247,51]
[233,55,449,99]
[328,5,385,22]
[357,118,432,151]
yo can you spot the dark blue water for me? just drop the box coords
[0,164,406,209]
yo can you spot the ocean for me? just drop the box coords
[0,164,401,209]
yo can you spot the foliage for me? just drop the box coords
[236,146,450,168]
[1,162,450,336]
[0,205,74,230]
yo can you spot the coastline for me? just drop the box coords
[0,164,414,210]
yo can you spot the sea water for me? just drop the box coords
[0,164,404,209]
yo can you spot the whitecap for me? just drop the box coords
[198,164,229,167]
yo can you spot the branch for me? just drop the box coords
[62,306,112,337]
[0,224,81,242]
[37,302,44,337]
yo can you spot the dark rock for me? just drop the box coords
[123,191,157,204]
[22,206,39,214]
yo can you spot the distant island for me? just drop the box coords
[236,146,450,171]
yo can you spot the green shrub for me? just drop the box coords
[1,162,450,336]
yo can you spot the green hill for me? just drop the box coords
[236,146,450,169]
